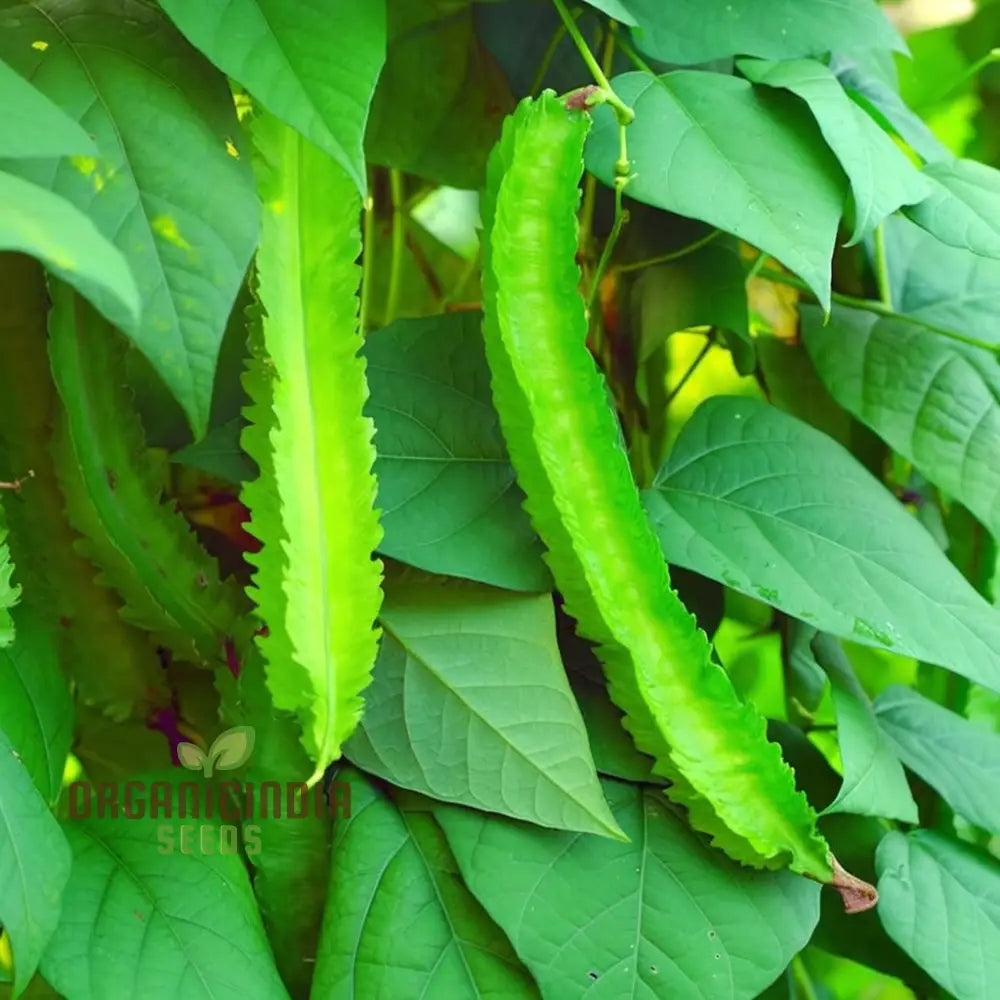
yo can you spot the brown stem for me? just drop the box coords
[0,470,34,492]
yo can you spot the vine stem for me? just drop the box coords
[757,265,1000,355]
[385,169,406,325]
[359,176,376,334]
[579,16,618,259]
[791,957,820,1000]
[0,470,33,491]
[664,334,714,407]
[552,0,634,125]
[587,182,628,314]
[617,229,721,274]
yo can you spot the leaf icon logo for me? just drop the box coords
[177,742,207,772]
[176,726,255,778]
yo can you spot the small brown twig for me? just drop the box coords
[0,470,34,492]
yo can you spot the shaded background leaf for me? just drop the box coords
[365,313,548,592]
[0,0,259,435]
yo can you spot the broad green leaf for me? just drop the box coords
[622,0,904,65]
[0,172,139,331]
[883,215,1000,344]
[0,608,72,806]
[875,685,1000,834]
[486,95,833,879]
[903,158,1000,259]
[811,635,918,823]
[366,0,513,188]
[249,113,383,782]
[216,650,331,999]
[587,71,846,308]
[0,0,259,436]
[311,769,540,999]
[877,830,1000,1000]
[0,505,15,647]
[364,313,549,592]
[156,0,384,194]
[0,59,95,159]
[738,58,930,243]
[831,55,952,165]
[0,255,166,721]
[801,304,1000,543]
[642,395,1000,691]
[345,574,622,839]
[0,725,71,999]
[439,778,821,1000]
[47,284,247,666]
[41,781,290,1000]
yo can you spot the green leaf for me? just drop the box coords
[46,284,247,666]
[345,574,622,839]
[903,158,1000,259]
[438,778,821,1000]
[642,395,1000,691]
[172,419,257,485]
[0,608,72,806]
[831,55,952,165]
[622,0,904,65]
[366,0,513,188]
[801,303,1000,544]
[810,635,918,823]
[883,215,1000,343]
[365,313,549,593]
[738,58,930,243]
[40,781,291,1000]
[248,112,383,782]
[583,0,637,26]
[0,172,139,331]
[587,71,846,308]
[311,769,540,999]
[156,0,384,194]
[756,334,854,448]
[0,0,259,436]
[877,830,1000,1000]
[0,58,95,159]
[0,725,71,999]
[875,685,1000,834]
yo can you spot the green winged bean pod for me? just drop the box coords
[481,92,873,905]
[244,112,384,787]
